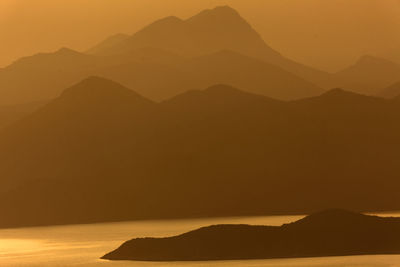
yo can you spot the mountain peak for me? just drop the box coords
[203,5,239,16]
[9,47,86,69]
[187,5,244,24]
[89,5,284,65]
[147,16,184,28]
[59,76,151,104]
[291,209,369,228]
[319,88,376,100]
[67,75,114,86]
[55,47,81,55]
[301,88,386,106]
[163,84,280,110]
[135,16,185,38]
[322,88,353,97]
[160,16,183,23]
[214,5,237,11]
[357,55,379,63]
[355,55,399,68]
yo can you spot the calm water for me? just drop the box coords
[1,212,400,266]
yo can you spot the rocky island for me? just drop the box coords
[102,210,400,261]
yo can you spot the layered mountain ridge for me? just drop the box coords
[0,5,328,106]
[335,55,400,95]
[0,5,399,229]
[1,6,398,107]
[1,77,400,228]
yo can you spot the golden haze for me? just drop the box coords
[0,0,399,71]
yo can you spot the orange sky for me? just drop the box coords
[0,0,399,71]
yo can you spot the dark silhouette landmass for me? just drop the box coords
[1,77,400,228]
[102,210,400,261]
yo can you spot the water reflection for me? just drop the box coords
[0,212,399,266]
[0,239,45,256]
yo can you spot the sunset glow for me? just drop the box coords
[0,1,400,266]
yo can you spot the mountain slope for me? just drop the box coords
[5,6,397,105]
[91,6,333,89]
[334,55,400,95]
[379,81,400,99]
[94,6,281,60]
[0,100,47,130]
[0,77,154,192]
[0,5,338,106]
[87,34,130,54]
[1,81,400,228]
[0,48,105,105]
[181,50,322,100]
[0,46,322,104]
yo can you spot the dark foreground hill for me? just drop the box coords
[1,77,400,228]
[102,210,400,261]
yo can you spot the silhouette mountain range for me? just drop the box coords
[90,6,283,60]
[1,77,400,227]
[90,6,333,89]
[0,6,396,106]
[0,48,102,105]
[0,45,322,105]
[0,5,399,229]
[102,210,400,261]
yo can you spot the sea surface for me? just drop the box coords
[1,212,400,266]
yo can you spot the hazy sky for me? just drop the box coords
[0,0,399,71]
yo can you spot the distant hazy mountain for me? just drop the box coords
[1,77,400,228]
[334,55,400,95]
[178,50,322,100]
[379,81,400,99]
[89,6,334,89]
[0,48,105,105]
[0,45,322,105]
[91,6,282,60]
[102,210,400,261]
[2,6,396,106]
